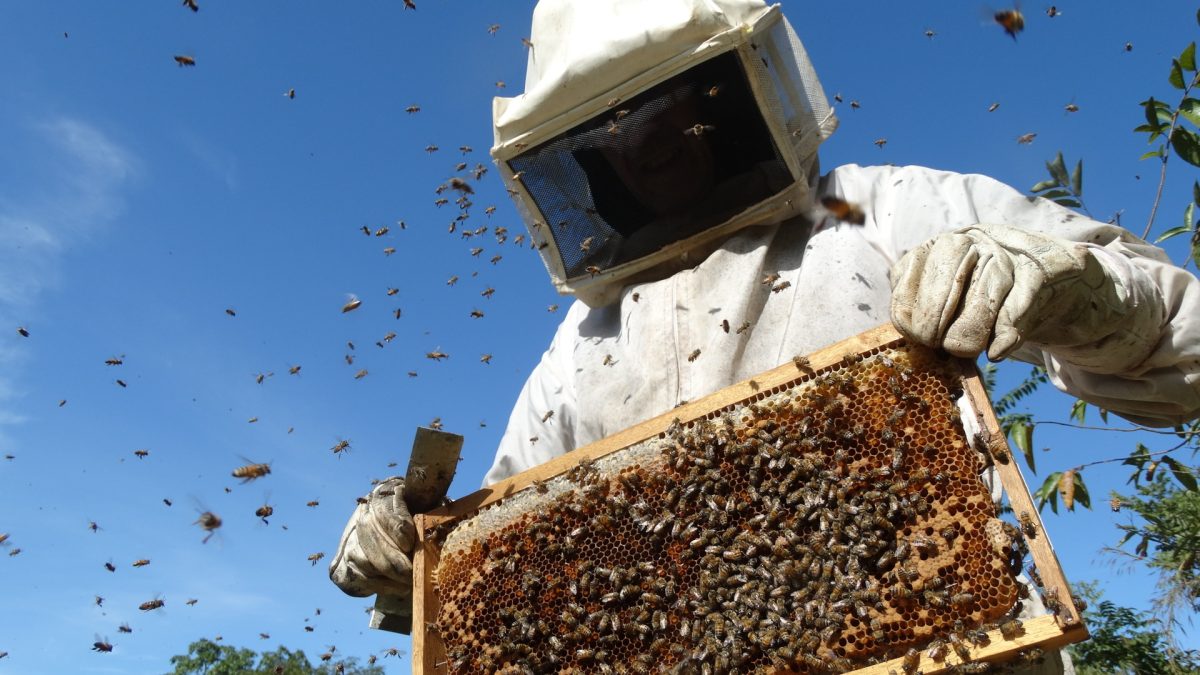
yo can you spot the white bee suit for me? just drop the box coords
[485,163,1200,485]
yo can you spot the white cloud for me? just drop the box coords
[0,116,138,435]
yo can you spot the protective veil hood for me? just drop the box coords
[492,0,837,307]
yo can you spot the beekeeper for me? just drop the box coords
[330,0,1200,667]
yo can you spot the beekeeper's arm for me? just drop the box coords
[482,302,583,485]
[873,165,1200,427]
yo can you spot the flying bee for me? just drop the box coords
[133,449,149,459]
[687,349,701,362]
[736,320,751,334]
[132,559,150,568]
[308,552,325,566]
[481,287,495,299]
[684,123,716,136]
[256,494,274,524]
[139,596,165,611]
[104,559,116,572]
[116,379,128,387]
[194,510,222,543]
[353,369,368,379]
[173,55,196,67]
[16,326,29,337]
[105,356,124,366]
[993,6,1025,40]
[331,439,350,457]
[92,636,113,653]
[426,350,449,361]
[341,294,362,313]
[585,265,602,277]
[182,0,199,11]
[816,194,868,225]
[288,365,301,375]
[1016,132,1037,144]
[306,500,320,508]
[232,458,271,483]
[117,623,132,633]
[874,137,888,149]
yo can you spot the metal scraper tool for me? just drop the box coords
[369,426,463,634]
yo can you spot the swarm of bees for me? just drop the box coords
[429,345,1040,673]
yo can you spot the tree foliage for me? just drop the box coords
[1068,584,1200,674]
[167,639,385,675]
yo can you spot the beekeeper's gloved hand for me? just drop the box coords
[890,224,1164,372]
[329,477,415,630]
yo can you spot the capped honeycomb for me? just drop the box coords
[429,344,1030,673]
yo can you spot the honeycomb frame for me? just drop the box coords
[414,324,1088,674]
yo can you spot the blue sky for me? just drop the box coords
[1,1,1198,673]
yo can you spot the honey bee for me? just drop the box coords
[541,410,554,423]
[761,272,780,285]
[383,246,396,255]
[105,356,124,366]
[736,321,751,334]
[232,459,271,483]
[173,55,196,67]
[683,123,717,136]
[771,280,792,293]
[425,145,439,153]
[819,196,866,225]
[139,597,165,611]
[792,354,813,371]
[902,648,920,674]
[256,495,274,524]
[688,349,702,362]
[1016,132,1037,144]
[602,354,614,366]
[95,595,104,606]
[1064,102,1079,113]
[353,369,368,379]
[104,560,116,572]
[308,552,325,566]
[469,309,484,319]
[288,365,302,375]
[426,350,449,361]
[924,28,937,39]
[341,295,362,313]
[988,102,1000,112]
[405,104,421,114]
[873,138,888,149]
[16,326,29,337]
[480,353,493,364]
[1018,511,1038,538]
[182,0,199,11]
[284,88,295,99]
[307,500,320,508]
[132,559,150,568]
[194,510,222,543]
[133,449,149,459]
[116,379,128,388]
[331,439,351,457]
[481,286,495,299]
[850,100,861,109]
[993,6,1025,40]
[521,37,534,50]
[998,618,1024,639]
[118,623,132,633]
[92,637,113,653]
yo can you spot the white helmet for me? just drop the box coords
[492,0,837,307]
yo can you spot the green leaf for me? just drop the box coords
[1099,408,1109,424]
[1186,202,1195,235]
[1030,179,1060,193]
[1162,456,1198,491]
[1181,98,1200,127]
[1192,230,1200,269]
[1123,443,1153,485]
[1193,180,1200,206]
[1070,399,1087,423]
[1071,159,1083,197]
[1011,420,1035,474]
[1047,152,1071,187]
[1143,97,1161,127]
[1037,472,1063,514]
[1171,127,1200,167]
[1073,471,1092,510]
[1182,42,1197,72]
[1038,189,1071,200]
[1133,123,1162,135]
[1054,199,1082,208]
[1139,147,1165,160]
[1156,224,1194,243]
[1171,60,1186,89]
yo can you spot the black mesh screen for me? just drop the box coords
[509,51,792,279]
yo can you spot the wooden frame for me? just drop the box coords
[413,324,1088,673]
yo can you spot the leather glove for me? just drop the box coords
[890,224,1164,371]
[329,477,415,620]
